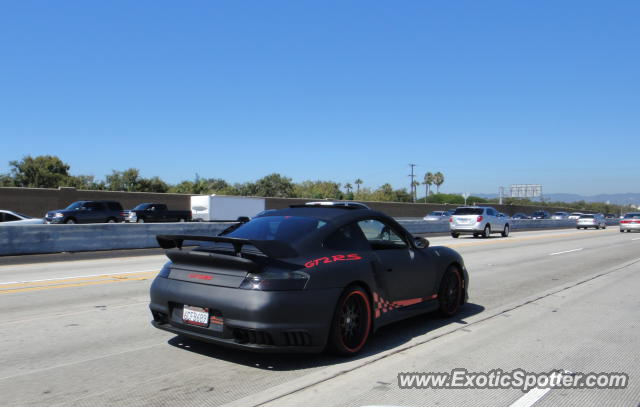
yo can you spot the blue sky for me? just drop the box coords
[1,1,638,195]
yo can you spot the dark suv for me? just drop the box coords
[45,201,126,224]
[531,210,551,219]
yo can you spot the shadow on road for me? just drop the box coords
[167,302,485,371]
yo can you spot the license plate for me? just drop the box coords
[182,305,209,327]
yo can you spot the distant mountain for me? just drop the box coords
[470,192,640,206]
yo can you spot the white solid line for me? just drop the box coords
[548,248,583,256]
[0,269,158,285]
[508,386,552,407]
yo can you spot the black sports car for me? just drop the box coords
[149,205,469,355]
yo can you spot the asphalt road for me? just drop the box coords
[0,228,638,407]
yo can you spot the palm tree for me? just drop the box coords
[412,180,420,202]
[344,183,353,194]
[434,172,445,194]
[423,172,434,198]
[354,179,363,194]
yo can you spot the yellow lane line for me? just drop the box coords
[0,271,157,294]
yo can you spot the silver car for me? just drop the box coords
[620,212,640,232]
[423,210,450,221]
[568,212,583,220]
[0,210,45,225]
[450,206,509,238]
[576,214,606,229]
[551,211,569,220]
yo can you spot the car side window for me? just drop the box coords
[85,202,99,211]
[4,213,20,221]
[107,202,122,211]
[487,208,495,216]
[323,223,369,251]
[357,219,408,250]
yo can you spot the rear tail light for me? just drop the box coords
[449,217,453,223]
[240,271,309,291]
[477,215,483,222]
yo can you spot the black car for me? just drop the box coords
[531,210,551,219]
[127,203,192,223]
[511,213,530,219]
[149,205,469,355]
[45,201,126,224]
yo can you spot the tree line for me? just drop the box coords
[0,155,633,214]
[0,155,417,202]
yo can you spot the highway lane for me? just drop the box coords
[0,228,637,406]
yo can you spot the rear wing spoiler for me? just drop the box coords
[156,235,298,259]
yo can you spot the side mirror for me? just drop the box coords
[414,236,430,248]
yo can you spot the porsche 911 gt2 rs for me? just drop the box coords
[149,204,469,355]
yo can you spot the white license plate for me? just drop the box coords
[182,305,209,327]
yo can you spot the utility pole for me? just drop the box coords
[408,164,417,203]
[499,186,504,205]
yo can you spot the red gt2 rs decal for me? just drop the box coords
[188,273,213,281]
[304,254,362,269]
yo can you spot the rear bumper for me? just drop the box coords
[149,276,342,353]
[620,223,640,231]
[450,223,483,233]
[576,222,600,228]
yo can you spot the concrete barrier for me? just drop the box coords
[0,218,620,256]
[398,218,620,235]
[0,223,234,256]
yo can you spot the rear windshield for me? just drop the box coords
[223,216,327,243]
[554,212,565,215]
[454,208,483,215]
[624,213,640,219]
[580,215,594,219]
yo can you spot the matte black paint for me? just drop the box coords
[149,206,469,353]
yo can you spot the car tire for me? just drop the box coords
[451,232,459,238]
[65,218,76,224]
[327,286,372,356]
[472,233,479,238]
[482,225,491,238]
[438,265,463,317]
[179,218,186,222]
[620,229,624,233]
[107,218,116,223]
[501,224,510,237]
[603,224,607,229]
[136,218,145,223]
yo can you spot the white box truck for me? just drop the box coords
[190,195,266,221]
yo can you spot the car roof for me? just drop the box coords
[302,201,370,209]
[258,206,388,223]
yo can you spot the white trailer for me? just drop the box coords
[190,195,266,221]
